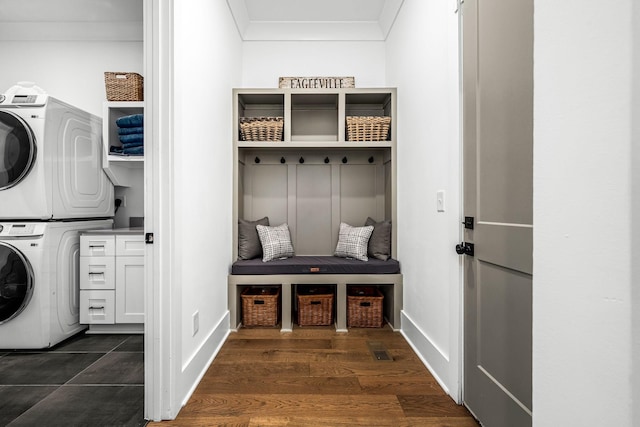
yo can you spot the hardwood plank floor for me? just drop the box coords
[150,326,479,426]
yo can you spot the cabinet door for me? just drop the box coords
[115,256,145,323]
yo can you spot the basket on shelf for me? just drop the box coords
[239,117,284,142]
[346,116,391,142]
[348,286,384,328]
[297,287,334,326]
[104,72,144,101]
[241,287,280,327]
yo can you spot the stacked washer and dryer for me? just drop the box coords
[0,83,114,349]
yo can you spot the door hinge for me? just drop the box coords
[145,233,154,244]
[455,242,474,256]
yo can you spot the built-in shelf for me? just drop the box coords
[102,101,144,187]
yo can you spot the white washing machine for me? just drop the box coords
[0,83,114,220]
[0,219,113,349]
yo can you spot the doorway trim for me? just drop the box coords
[144,0,177,420]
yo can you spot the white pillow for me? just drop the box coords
[256,223,295,262]
[334,222,374,261]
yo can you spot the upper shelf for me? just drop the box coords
[234,88,396,147]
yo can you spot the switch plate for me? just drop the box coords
[436,190,445,212]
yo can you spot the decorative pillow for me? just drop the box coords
[256,223,295,262]
[334,222,374,262]
[238,217,269,260]
[365,217,392,261]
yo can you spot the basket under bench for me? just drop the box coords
[228,272,403,332]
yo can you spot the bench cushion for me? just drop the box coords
[231,256,400,275]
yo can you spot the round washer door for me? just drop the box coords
[0,110,37,190]
[0,242,34,324]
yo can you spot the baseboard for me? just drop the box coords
[179,311,230,407]
[400,310,452,397]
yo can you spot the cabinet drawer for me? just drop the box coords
[116,235,144,256]
[80,290,115,324]
[80,257,115,290]
[81,235,115,257]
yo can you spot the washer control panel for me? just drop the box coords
[0,223,44,237]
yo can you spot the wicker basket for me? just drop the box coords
[239,117,284,142]
[297,287,334,326]
[241,287,280,327]
[104,72,144,101]
[348,287,384,328]
[346,116,391,141]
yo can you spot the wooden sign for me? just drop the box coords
[279,76,355,89]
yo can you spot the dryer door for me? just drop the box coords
[0,242,34,323]
[0,111,37,190]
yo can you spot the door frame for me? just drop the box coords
[143,0,177,420]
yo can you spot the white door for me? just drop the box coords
[461,0,533,425]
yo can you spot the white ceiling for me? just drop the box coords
[0,0,403,42]
[0,0,142,41]
[227,0,405,41]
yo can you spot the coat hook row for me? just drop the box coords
[253,156,381,164]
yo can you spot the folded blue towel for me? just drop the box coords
[121,140,144,149]
[123,146,144,155]
[118,126,144,135]
[119,134,144,144]
[116,114,144,128]
[110,145,123,154]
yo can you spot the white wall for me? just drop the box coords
[385,0,461,399]
[533,0,637,425]
[0,41,143,118]
[242,41,385,87]
[171,0,242,410]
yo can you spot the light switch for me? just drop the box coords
[437,190,445,212]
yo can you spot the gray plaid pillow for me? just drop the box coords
[334,222,374,261]
[256,223,295,262]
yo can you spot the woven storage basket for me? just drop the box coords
[297,287,334,326]
[346,116,391,141]
[239,117,284,142]
[104,72,144,101]
[348,287,384,328]
[241,287,280,327]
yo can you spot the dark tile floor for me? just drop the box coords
[0,333,146,427]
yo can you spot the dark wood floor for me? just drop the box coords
[151,326,479,426]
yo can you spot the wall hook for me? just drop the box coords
[324,157,330,164]
[342,156,348,164]
[280,157,286,164]
[299,157,305,164]
[254,156,260,164]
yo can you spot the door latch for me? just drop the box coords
[455,242,474,256]
[462,216,474,230]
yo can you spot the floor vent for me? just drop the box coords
[367,341,394,362]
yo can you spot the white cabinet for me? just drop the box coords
[102,101,144,187]
[80,232,144,333]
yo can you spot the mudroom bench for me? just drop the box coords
[228,256,403,332]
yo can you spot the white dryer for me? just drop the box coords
[0,219,113,349]
[0,84,114,220]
